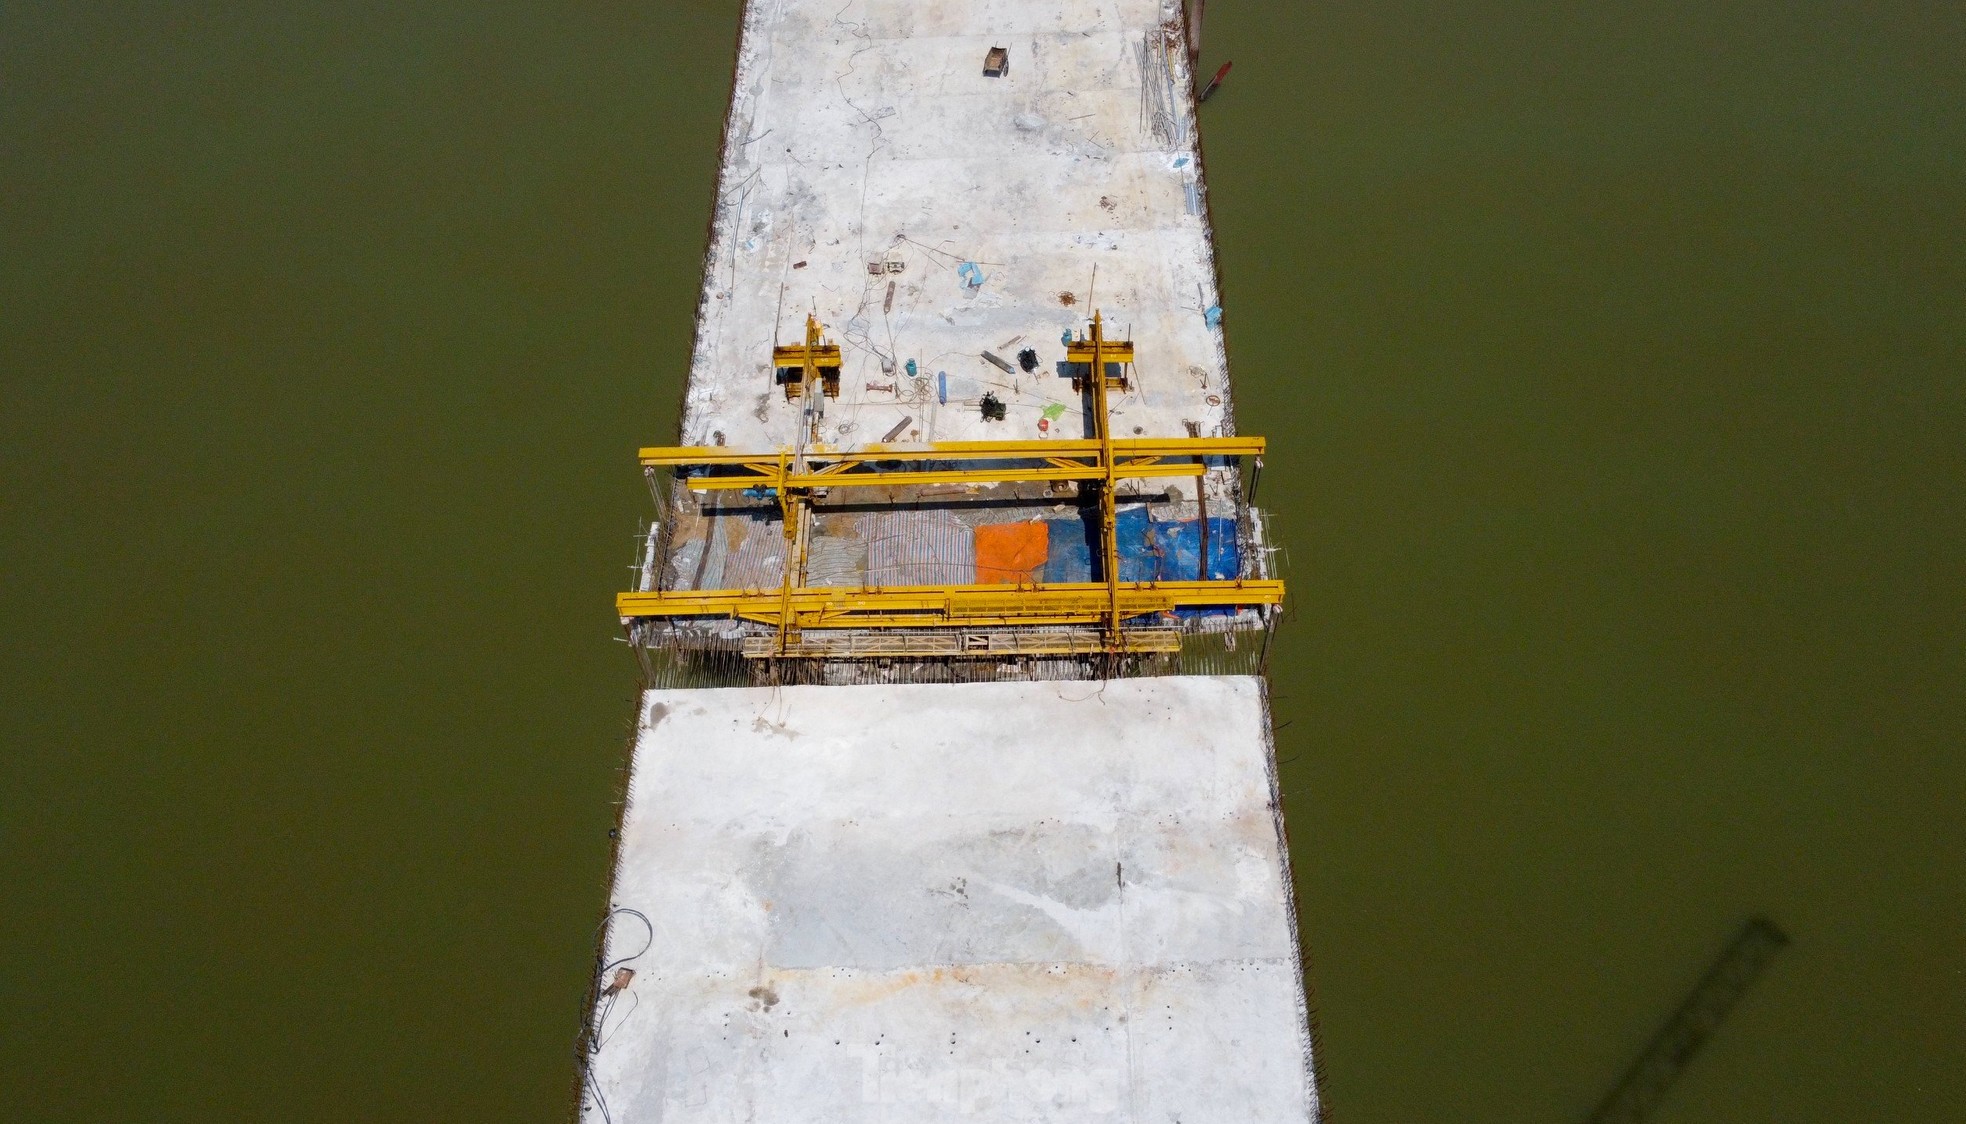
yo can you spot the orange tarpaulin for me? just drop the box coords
[974,520,1048,584]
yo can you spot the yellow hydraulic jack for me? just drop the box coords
[771,314,841,400]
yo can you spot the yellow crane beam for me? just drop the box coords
[674,463,1205,491]
[617,580,1284,628]
[1086,309,1124,644]
[638,436,1264,468]
[640,436,1258,493]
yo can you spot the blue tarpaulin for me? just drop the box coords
[1155,517,1240,581]
[1040,510,1242,594]
[1115,506,1158,582]
[1121,510,1245,620]
[1162,517,1242,618]
[1043,516,1092,583]
[866,510,973,586]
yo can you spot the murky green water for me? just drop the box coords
[4,3,1959,1120]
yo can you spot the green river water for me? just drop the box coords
[4,3,1960,1120]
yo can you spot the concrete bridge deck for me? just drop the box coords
[583,678,1315,1123]
[579,2,1318,1120]
[678,0,1233,452]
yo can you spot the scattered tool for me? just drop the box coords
[1199,61,1233,103]
[982,350,1015,374]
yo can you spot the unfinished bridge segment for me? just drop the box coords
[579,3,1320,1122]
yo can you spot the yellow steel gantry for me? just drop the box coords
[639,436,1263,490]
[618,580,1278,629]
[617,310,1281,656]
[1083,310,1127,640]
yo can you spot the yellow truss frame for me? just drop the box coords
[617,579,1283,629]
[641,436,1263,491]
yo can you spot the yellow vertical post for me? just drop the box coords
[775,446,796,655]
[776,498,811,657]
[774,319,823,658]
[1089,310,1122,651]
[777,309,823,657]
[802,314,821,424]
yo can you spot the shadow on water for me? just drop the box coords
[1582,917,1790,1124]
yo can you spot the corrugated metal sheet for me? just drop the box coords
[686,511,785,591]
[805,533,868,588]
[723,515,787,589]
[665,539,710,590]
[865,509,974,586]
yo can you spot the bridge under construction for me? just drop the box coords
[578,2,1320,1121]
